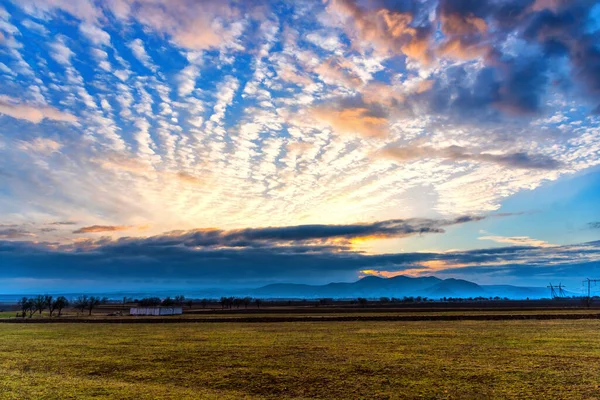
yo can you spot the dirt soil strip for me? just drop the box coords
[3,313,600,323]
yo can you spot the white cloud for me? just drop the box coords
[21,19,49,35]
[16,138,62,154]
[478,235,555,248]
[49,37,74,66]
[127,38,157,72]
[0,95,77,123]
[177,64,199,97]
[79,23,110,46]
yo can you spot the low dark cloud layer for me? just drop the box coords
[1,227,599,288]
[107,216,485,249]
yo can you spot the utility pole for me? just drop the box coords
[557,283,566,298]
[584,279,600,307]
[547,283,557,299]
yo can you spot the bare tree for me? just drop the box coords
[186,299,193,309]
[139,297,161,307]
[242,297,251,309]
[33,295,47,316]
[18,297,30,318]
[233,298,242,309]
[53,296,69,317]
[87,296,105,316]
[174,295,185,306]
[162,297,175,306]
[45,295,55,316]
[254,298,261,309]
[73,295,89,315]
[200,299,208,309]
[357,297,368,307]
[220,297,228,309]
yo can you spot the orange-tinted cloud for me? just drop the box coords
[437,37,491,60]
[98,153,152,175]
[328,0,433,64]
[361,82,405,106]
[73,225,131,234]
[360,269,406,278]
[279,65,313,86]
[312,106,388,138]
[313,58,363,88]
[440,13,487,36]
[176,171,203,186]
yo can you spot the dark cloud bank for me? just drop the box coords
[2,216,599,289]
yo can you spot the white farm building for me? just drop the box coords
[130,306,183,316]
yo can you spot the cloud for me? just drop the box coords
[79,22,110,46]
[328,0,433,63]
[105,0,243,51]
[176,172,203,186]
[0,96,77,123]
[478,235,554,248]
[14,0,248,51]
[127,38,156,72]
[382,145,562,170]
[73,225,131,234]
[63,216,487,252]
[16,138,62,154]
[49,37,75,66]
[313,58,362,88]
[14,0,101,22]
[587,222,600,230]
[0,228,35,239]
[311,99,389,138]
[1,237,599,288]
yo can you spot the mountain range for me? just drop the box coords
[246,275,552,300]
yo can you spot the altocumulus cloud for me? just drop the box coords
[0,96,77,124]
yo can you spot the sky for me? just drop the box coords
[0,0,599,294]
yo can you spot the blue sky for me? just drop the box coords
[0,0,599,293]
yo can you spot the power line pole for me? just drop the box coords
[557,283,566,298]
[547,283,557,299]
[584,279,600,306]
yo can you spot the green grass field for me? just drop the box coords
[2,320,600,399]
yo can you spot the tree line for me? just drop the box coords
[219,296,261,309]
[136,295,187,307]
[17,295,108,318]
